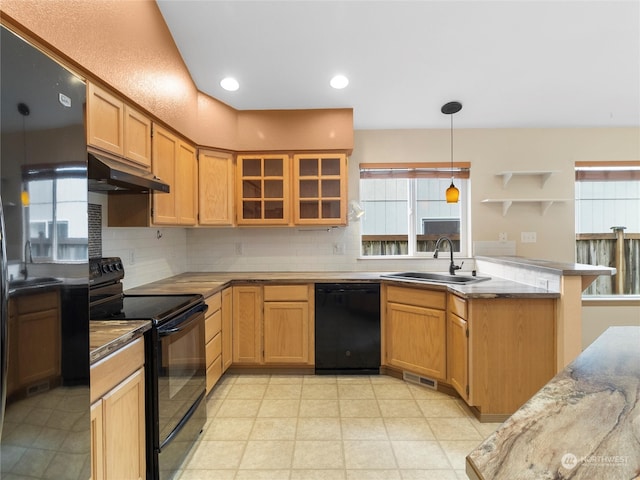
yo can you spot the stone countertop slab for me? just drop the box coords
[126,271,559,299]
[90,320,151,364]
[466,326,640,480]
[475,255,616,277]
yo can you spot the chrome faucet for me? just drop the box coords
[433,236,463,275]
[21,240,32,279]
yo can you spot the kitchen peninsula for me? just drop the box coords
[466,326,640,480]
[116,255,613,421]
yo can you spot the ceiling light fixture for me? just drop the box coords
[330,74,349,89]
[441,101,462,204]
[220,77,239,92]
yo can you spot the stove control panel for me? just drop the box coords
[90,257,124,285]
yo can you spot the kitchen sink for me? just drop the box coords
[9,276,62,289]
[381,272,491,285]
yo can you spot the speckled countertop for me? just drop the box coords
[475,255,616,277]
[466,326,640,480]
[91,257,615,368]
[91,260,610,366]
[126,271,560,299]
[90,320,151,364]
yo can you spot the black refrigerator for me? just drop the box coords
[1,25,90,479]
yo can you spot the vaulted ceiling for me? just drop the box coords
[157,1,640,130]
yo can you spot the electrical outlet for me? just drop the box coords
[235,243,243,255]
[498,232,508,241]
[129,249,135,265]
[521,231,537,243]
[333,243,345,255]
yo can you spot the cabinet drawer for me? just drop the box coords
[206,354,223,393]
[206,332,222,364]
[91,337,144,403]
[448,294,467,319]
[206,292,222,316]
[15,290,59,314]
[264,285,309,302]
[205,309,222,343]
[386,285,446,310]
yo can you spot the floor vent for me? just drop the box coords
[403,371,438,390]
[26,381,50,397]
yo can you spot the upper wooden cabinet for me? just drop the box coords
[293,153,347,225]
[106,125,197,227]
[199,150,235,226]
[152,125,178,224]
[87,82,151,170]
[176,141,198,225]
[123,105,152,170]
[236,154,290,225]
[152,125,197,226]
[235,152,348,226]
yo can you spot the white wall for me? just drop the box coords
[582,302,640,348]
[91,193,188,289]
[354,127,639,262]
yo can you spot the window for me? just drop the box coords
[24,164,88,262]
[575,161,640,295]
[359,163,470,256]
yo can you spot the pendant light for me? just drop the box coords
[441,101,462,203]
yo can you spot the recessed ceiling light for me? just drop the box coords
[220,77,239,92]
[330,74,349,89]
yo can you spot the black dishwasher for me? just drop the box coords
[315,283,381,374]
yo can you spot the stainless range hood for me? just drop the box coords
[88,152,170,193]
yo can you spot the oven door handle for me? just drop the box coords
[157,303,208,336]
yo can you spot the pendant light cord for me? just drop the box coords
[450,114,454,181]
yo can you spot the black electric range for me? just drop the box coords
[89,257,207,480]
[89,257,203,323]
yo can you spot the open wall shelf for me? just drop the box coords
[496,170,561,189]
[481,198,569,216]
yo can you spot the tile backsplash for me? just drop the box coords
[88,203,102,259]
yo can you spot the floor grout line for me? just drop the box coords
[178,373,500,479]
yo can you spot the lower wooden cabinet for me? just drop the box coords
[465,297,556,418]
[232,284,314,366]
[205,292,223,394]
[384,285,447,380]
[447,294,469,400]
[232,286,263,364]
[7,290,61,398]
[221,287,233,371]
[263,285,313,364]
[91,338,145,480]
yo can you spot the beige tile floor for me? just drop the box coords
[177,374,502,480]
[0,386,91,479]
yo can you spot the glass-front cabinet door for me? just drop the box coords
[236,154,290,225]
[293,153,347,225]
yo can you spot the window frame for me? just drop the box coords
[575,160,640,296]
[359,162,471,258]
